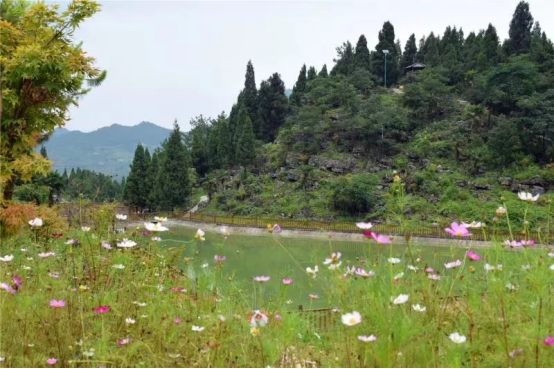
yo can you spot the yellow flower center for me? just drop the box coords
[349,318,357,324]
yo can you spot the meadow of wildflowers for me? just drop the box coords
[0,193,553,367]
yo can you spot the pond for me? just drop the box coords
[160,227,469,309]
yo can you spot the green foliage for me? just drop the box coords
[331,174,378,215]
[235,105,256,166]
[371,22,399,86]
[124,144,149,209]
[507,1,534,55]
[290,64,308,106]
[258,73,288,142]
[402,68,453,120]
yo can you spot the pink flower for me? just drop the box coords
[253,276,270,283]
[308,294,320,300]
[214,255,226,263]
[46,358,58,365]
[274,314,282,321]
[358,335,377,342]
[355,268,375,278]
[282,278,293,285]
[101,241,112,250]
[272,224,282,233]
[444,260,462,269]
[1,282,16,295]
[173,317,182,324]
[466,251,480,261]
[12,275,22,288]
[52,233,63,238]
[544,336,554,346]
[521,240,535,247]
[445,222,471,237]
[425,267,434,273]
[428,274,441,281]
[170,287,185,293]
[141,230,151,236]
[118,338,133,346]
[93,306,110,314]
[50,300,65,308]
[505,240,523,248]
[364,232,391,244]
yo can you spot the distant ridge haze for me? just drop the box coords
[42,122,171,177]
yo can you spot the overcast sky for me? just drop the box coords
[60,0,554,132]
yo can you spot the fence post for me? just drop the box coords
[213,215,216,223]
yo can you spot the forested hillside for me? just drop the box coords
[124,1,554,224]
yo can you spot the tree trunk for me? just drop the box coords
[2,175,15,205]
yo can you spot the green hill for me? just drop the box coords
[42,122,170,177]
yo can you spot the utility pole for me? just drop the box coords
[383,50,390,88]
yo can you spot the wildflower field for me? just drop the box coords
[1,194,554,368]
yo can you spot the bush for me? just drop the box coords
[331,174,378,215]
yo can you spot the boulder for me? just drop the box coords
[308,156,356,174]
[456,180,469,188]
[532,185,546,195]
[287,171,299,182]
[365,162,381,173]
[285,153,304,168]
[473,183,491,191]
[498,177,513,187]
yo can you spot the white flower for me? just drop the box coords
[27,257,33,261]
[497,264,503,270]
[550,264,554,270]
[218,315,226,322]
[344,266,356,277]
[250,310,269,327]
[81,226,91,232]
[306,265,319,278]
[125,318,136,325]
[22,266,31,270]
[117,238,137,248]
[484,263,495,272]
[168,353,181,358]
[521,264,531,270]
[38,252,55,258]
[151,237,161,242]
[506,283,518,291]
[355,222,373,229]
[407,265,419,271]
[428,274,441,281]
[133,301,147,307]
[394,272,404,280]
[548,252,554,258]
[101,241,112,249]
[192,325,205,332]
[341,311,362,326]
[201,263,209,268]
[0,255,14,262]
[518,191,539,202]
[220,226,230,237]
[154,216,168,222]
[194,229,205,241]
[112,264,125,270]
[444,260,462,269]
[358,335,377,342]
[392,294,409,305]
[461,221,482,228]
[65,239,76,245]
[144,222,169,232]
[115,214,127,220]
[412,304,426,312]
[388,258,401,264]
[323,252,342,269]
[285,300,293,305]
[20,248,27,252]
[28,218,43,227]
[449,332,467,344]
[82,348,95,357]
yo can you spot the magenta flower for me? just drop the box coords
[170,287,185,293]
[93,306,110,314]
[46,358,58,365]
[50,300,65,308]
[214,255,227,263]
[173,317,182,324]
[253,276,270,283]
[445,222,471,237]
[308,294,320,300]
[282,278,293,285]
[364,231,391,244]
[13,275,22,288]
[141,230,151,236]
[466,251,481,261]
[118,338,133,346]
[52,233,63,238]
[425,267,434,273]
[544,336,554,346]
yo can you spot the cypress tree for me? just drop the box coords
[124,144,149,210]
[508,1,534,55]
[40,146,48,159]
[243,61,260,137]
[354,35,370,70]
[235,104,256,166]
[146,151,160,210]
[318,64,328,78]
[215,113,233,168]
[331,41,355,76]
[371,21,400,86]
[400,33,418,71]
[481,24,501,67]
[258,73,288,142]
[155,120,191,211]
[307,66,317,81]
[290,64,307,106]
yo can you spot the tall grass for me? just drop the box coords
[1,203,554,367]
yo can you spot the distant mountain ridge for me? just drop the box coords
[42,122,171,178]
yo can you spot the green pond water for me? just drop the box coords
[160,227,468,309]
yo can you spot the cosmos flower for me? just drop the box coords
[496,206,507,216]
[194,229,205,241]
[154,216,168,222]
[444,260,463,269]
[343,266,356,277]
[461,221,483,228]
[93,306,110,314]
[173,317,182,324]
[445,222,471,238]
[133,301,147,307]
[428,274,441,281]
[449,332,467,344]
[356,222,373,229]
[341,311,362,326]
[358,335,377,342]
[125,318,136,325]
[282,278,293,285]
[518,192,539,202]
[81,226,91,232]
[388,258,401,264]
[112,264,125,270]
[115,214,127,220]
[509,349,524,358]
[271,224,282,233]
[364,232,391,244]
[355,268,375,278]
[544,336,554,346]
[253,276,270,283]
[101,241,112,249]
[506,283,518,291]
[47,272,60,279]
[144,222,169,232]
[118,338,133,346]
[46,358,57,365]
[52,233,63,238]
[151,237,162,242]
[308,294,320,300]
[407,265,419,271]
[394,272,404,280]
[466,251,481,261]
[38,252,56,258]
[392,294,409,305]
[50,300,66,308]
[521,264,531,271]
[323,252,342,269]
[250,310,269,327]
[306,266,319,278]
[117,239,137,248]
[521,240,535,247]
[65,239,77,245]
[1,283,16,295]
[141,230,151,236]
[29,218,43,227]
[192,326,205,332]
[220,226,231,239]
[201,263,209,268]
[505,240,523,248]
[412,304,426,312]
[0,255,14,262]
[424,267,434,273]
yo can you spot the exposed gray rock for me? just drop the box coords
[287,171,299,182]
[498,177,513,186]
[456,180,469,188]
[532,185,546,195]
[308,156,356,174]
[473,183,491,191]
[285,153,305,168]
[365,162,381,173]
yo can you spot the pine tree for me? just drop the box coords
[371,21,400,86]
[215,113,233,168]
[235,104,256,165]
[307,66,317,81]
[419,32,440,66]
[354,35,370,70]
[481,24,501,68]
[318,64,328,78]
[62,169,68,186]
[124,144,149,210]
[146,151,160,210]
[290,64,307,106]
[40,146,48,159]
[258,73,288,142]
[331,41,355,76]
[155,120,191,211]
[243,61,260,137]
[507,1,534,55]
[400,33,418,72]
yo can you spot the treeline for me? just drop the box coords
[14,147,124,204]
[124,122,192,212]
